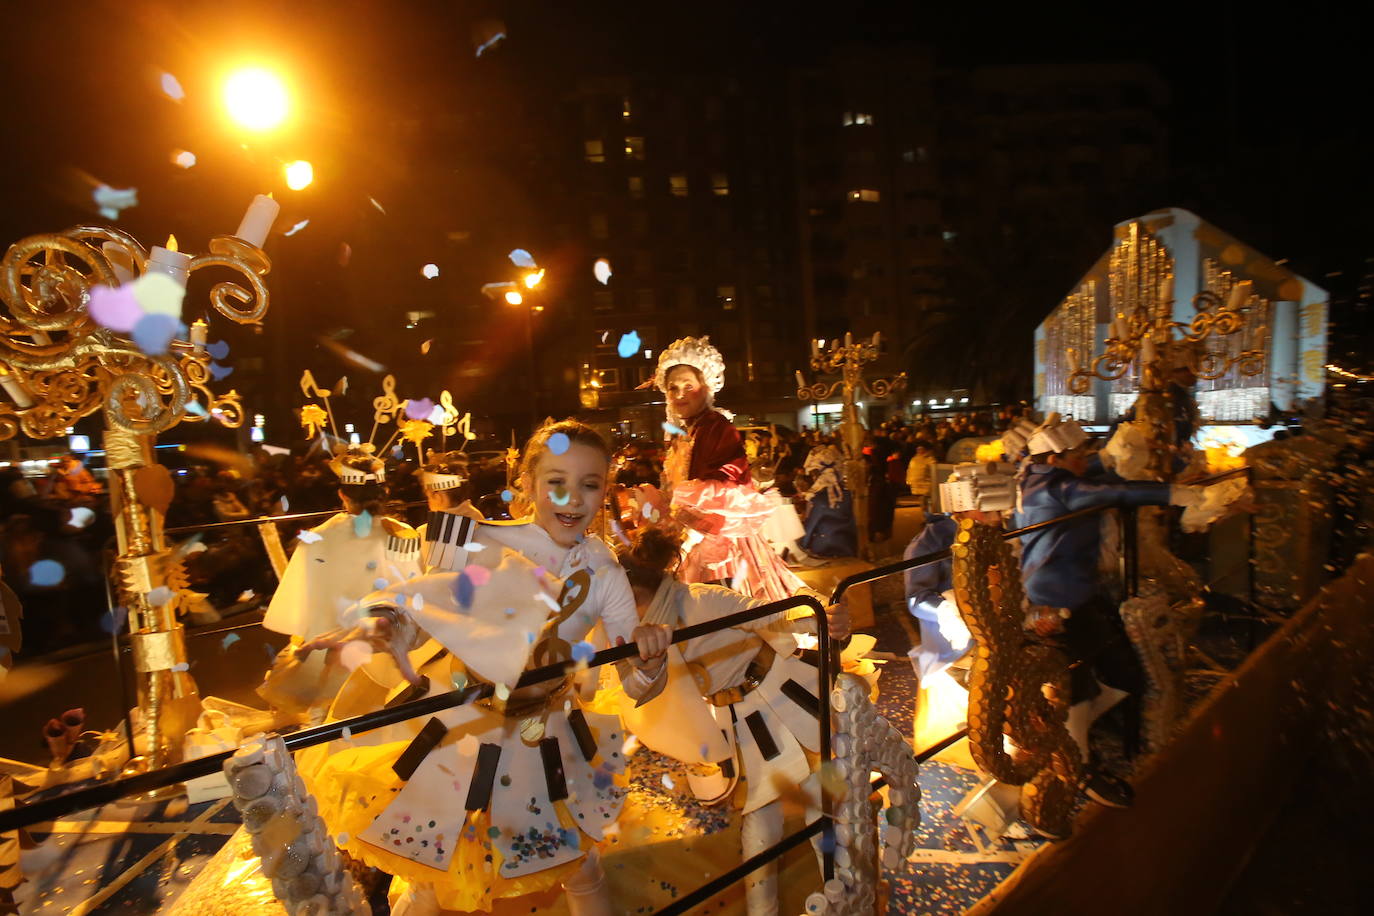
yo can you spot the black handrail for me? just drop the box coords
[0,595,830,835]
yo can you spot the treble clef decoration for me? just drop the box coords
[367,373,404,446]
[530,568,593,668]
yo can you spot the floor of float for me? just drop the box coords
[11,598,1262,916]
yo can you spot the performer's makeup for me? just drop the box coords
[529,442,607,546]
[665,365,708,419]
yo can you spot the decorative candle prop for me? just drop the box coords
[0,365,34,409]
[101,242,137,284]
[190,319,208,351]
[146,235,191,288]
[234,194,281,248]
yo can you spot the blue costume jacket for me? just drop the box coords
[1014,464,1171,609]
[902,513,964,672]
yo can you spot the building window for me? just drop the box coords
[843,112,875,126]
[621,96,632,120]
[848,189,881,203]
[716,285,736,310]
[711,173,730,196]
[593,290,614,311]
[669,174,689,197]
[589,212,608,239]
[624,136,645,160]
[584,140,605,163]
[627,176,644,199]
[634,288,656,310]
[598,367,622,390]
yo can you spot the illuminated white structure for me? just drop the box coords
[1034,208,1327,423]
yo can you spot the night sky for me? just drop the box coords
[1,1,1370,372]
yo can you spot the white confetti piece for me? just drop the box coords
[298,530,323,544]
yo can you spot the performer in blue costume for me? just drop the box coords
[1012,413,1224,807]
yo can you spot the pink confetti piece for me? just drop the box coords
[88,283,142,332]
[465,565,491,587]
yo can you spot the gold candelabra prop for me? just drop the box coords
[795,332,906,552]
[0,223,273,776]
[1064,277,1267,481]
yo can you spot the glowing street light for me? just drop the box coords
[504,290,524,306]
[283,159,313,190]
[523,268,545,289]
[223,67,289,131]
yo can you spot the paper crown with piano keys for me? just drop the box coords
[938,462,1017,513]
[420,448,470,493]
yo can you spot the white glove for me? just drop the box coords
[1170,484,1206,507]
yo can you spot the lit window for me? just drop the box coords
[901,149,915,163]
[942,229,958,241]
[622,96,632,120]
[669,174,689,197]
[624,136,645,160]
[843,112,874,126]
[716,285,736,310]
[711,173,730,196]
[848,189,881,202]
[627,176,644,199]
[589,212,609,239]
[584,140,605,163]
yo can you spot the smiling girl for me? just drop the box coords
[295,420,670,915]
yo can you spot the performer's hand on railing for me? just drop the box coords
[1027,605,1067,638]
[619,623,672,678]
[825,598,851,640]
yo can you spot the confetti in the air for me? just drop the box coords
[405,397,435,421]
[455,572,476,608]
[210,363,234,381]
[280,496,291,513]
[206,340,231,360]
[421,339,432,354]
[67,506,96,529]
[412,592,424,611]
[171,662,190,672]
[661,774,675,791]
[508,248,536,268]
[131,313,177,355]
[422,263,439,279]
[93,184,138,221]
[170,149,196,169]
[593,258,612,285]
[132,273,186,318]
[571,641,596,664]
[221,632,241,649]
[353,509,373,538]
[100,606,129,634]
[465,565,491,587]
[147,586,174,605]
[160,72,186,101]
[338,242,353,266]
[28,560,66,588]
[283,219,310,237]
[185,401,208,417]
[238,590,255,601]
[547,432,571,455]
[298,530,323,544]
[368,197,386,215]
[550,487,571,506]
[494,682,510,701]
[372,578,389,591]
[88,283,142,332]
[617,331,641,359]
[662,422,686,436]
[501,489,514,503]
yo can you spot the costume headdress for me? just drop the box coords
[938,462,1017,513]
[653,336,726,398]
[999,418,1040,461]
[1025,412,1088,456]
[420,448,470,492]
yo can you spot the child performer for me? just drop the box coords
[616,526,851,916]
[294,420,670,915]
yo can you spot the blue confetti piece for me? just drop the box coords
[501,489,514,503]
[508,248,536,268]
[526,631,536,644]
[185,401,208,417]
[147,586,174,605]
[550,488,571,506]
[206,340,231,360]
[547,432,570,455]
[503,607,516,616]
[455,572,475,609]
[131,313,177,356]
[28,559,66,587]
[372,577,388,591]
[662,422,686,436]
[353,509,373,538]
[570,641,596,664]
[617,330,641,359]
[209,362,234,380]
[100,606,129,634]
[592,767,614,790]
[366,560,377,570]
[221,632,241,649]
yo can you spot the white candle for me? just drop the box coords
[190,319,208,350]
[1067,347,1079,372]
[101,242,137,285]
[796,370,806,389]
[844,331,853,348]
[1140,336,1157,368]
[234,194,281,248]
[1227,280,1251,311]
[146,239,192,288]
[0,366,35,409]
[1159,275,1174,306]
[811,338,820,358]
[871,331,881,349]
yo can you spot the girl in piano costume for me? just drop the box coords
[295,420,671,915]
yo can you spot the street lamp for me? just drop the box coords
[223,67,290,131]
